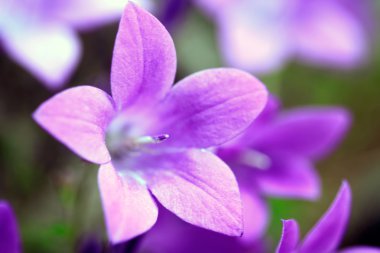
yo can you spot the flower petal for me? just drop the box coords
[339,247,380,253]
[299,181,351,253]
[143,149,243,236]
[276,220,300,253]
[0,201,21,253]
[293,0,367,68]
[98,163,158,243]
[240,187,269,243]
[251,107,351,160]
[255,95,281,123]
[33,86,115,164]
[111,2,176,110]
[155,68,267,149]
[256,154,320,200]
[1,22,80,89]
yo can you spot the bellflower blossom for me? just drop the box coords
[216,96,350,242]
[195,0,370,74]
[0,0,153,88]
[0,201,21,253]
[33,3,268,244]
[276,181,380,253]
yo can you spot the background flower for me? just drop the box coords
[0,0,153,89]
[194,0,373,74]
[216,95,350,242]
[276,182,380,253]
[0,201,21,253]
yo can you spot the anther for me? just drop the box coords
[136,134,170,145]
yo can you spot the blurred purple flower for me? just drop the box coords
[276,181,380,253]
[216,95,351,242]
[0,201,21,253]
[33,2,268,244]
[195,0,371,74]
[0,0,153,89]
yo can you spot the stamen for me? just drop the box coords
[240,149,271,170]
[136,134,170,145]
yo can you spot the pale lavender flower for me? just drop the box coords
[0,201,21,253]
[0,0,152,89]
[276,181,380,253]
[33,2,268,244]
[195,0,371,74]
[216,95,351,242]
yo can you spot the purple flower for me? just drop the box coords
[216,95,350,242]
[276,181,380,253]
[0,0,153,88]
[195,0,370,74]
[0,201,21,253]
[33,2,268,244]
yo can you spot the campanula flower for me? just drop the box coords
[276,181,380,253]
[0,201,21,253]
[33,2,268,244]
[216,95,351,242]
[195,0,370,74]
[0,0,152,88]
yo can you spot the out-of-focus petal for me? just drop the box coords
[111,2,176,110]
[240,187,268,243]
[293,0,367,68]
[193,0,234,17]
[33,86,115,164]
[299,181,351,253]
[217,1,293,74]
[0,201,21,253]
[56,0,128,29]
[255,95,281,123]
[57,0,155,30]
[154,68,267,149]
[98,163,158,243]
[1,22,80,89]
[256,154,320,200]
[276,220,300,253]
[250,107,351,160]
[143,149,243,236]
[339,247,380,253]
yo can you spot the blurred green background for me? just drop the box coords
[1,4,379,252]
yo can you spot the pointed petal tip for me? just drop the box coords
[112,0,176,109]
[299,180,352,253]
[338,180,351,200]
[276,219,300,253]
